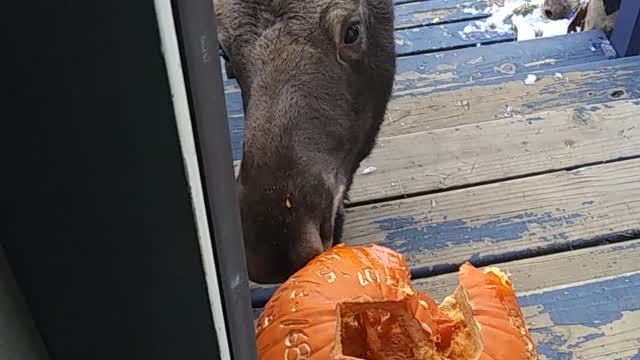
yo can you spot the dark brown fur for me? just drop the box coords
[543,0,579,20]
[544,0,621,33]
[215,0,396,283]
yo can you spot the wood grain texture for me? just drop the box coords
[521,273,640,359]
[349,99,640,203]
[384,55,640,138]
[343,158,640,274]
[223,18,610,94]
[250,158,640,306]
[224,31,614,161]
[412,239,640,301]
[394,0,490,29]
[389,30,614,105]
[394,19,514,56]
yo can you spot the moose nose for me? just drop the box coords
[246,251,290,284]
[544,9,554,18]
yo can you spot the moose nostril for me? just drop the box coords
[544,9,553,18]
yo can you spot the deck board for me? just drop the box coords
[384,55,640,138]
[394,0,490,29]
[343,158,640,275]
[226,31,614,161]
[349,99,640,203]
[220,0,500,90]
[390,30,614,106]
[250,159,640,306]
[396,20,515,56]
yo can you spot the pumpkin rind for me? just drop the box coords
[457,262,539,360]
[256,247,538,360]
[256,244,433,359]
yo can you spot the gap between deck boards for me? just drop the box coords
[250,158,640,307]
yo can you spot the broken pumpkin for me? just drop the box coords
[255,244,538,360]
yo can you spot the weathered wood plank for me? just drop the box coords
[225,31,614,161]
[394,0,490,30]
[254,241,640,359]
[394,19,514,56]
[349,99,640,203]
[390,30,614,102]
[412,239,640,301]
[343,158,640,274]
[250,159,640,306]
[384,55,640,138]
[520,273,640,359]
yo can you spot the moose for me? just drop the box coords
[214,0,397,283]
[542,0,622,33]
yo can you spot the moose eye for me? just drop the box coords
[343,22,361,44]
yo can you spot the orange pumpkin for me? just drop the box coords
[255,244,537,360]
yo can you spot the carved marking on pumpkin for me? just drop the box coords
[280,319,310,328]
[284,330,311,360]
[340,271,352,278]
[357,268,381,286]
[317,267,337,283]
[386,273,401,288]
[262,315,274,329]
[289,290,307,299]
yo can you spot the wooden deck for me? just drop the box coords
[223,0,640,358]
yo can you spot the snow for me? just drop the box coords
[524,74,538,85]
[361,166,377,175]
[461,0,577,42]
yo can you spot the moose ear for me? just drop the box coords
[603,0,621,16]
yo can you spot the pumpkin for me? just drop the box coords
[255,244,537,360]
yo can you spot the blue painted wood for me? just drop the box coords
[521,273,640,358]
[395,0,490,29]
[250,159,640,307]
[225,33,630,161]
[391,29,614,98]
[368,211,640,280]
[611,0,640,56]
[394,20,515,56]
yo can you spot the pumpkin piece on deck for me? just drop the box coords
[255,245,538,360]
[446,263,539,360]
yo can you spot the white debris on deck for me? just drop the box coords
[361,166,378,175]
[524,74,538,85]
[459,0,580,42]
